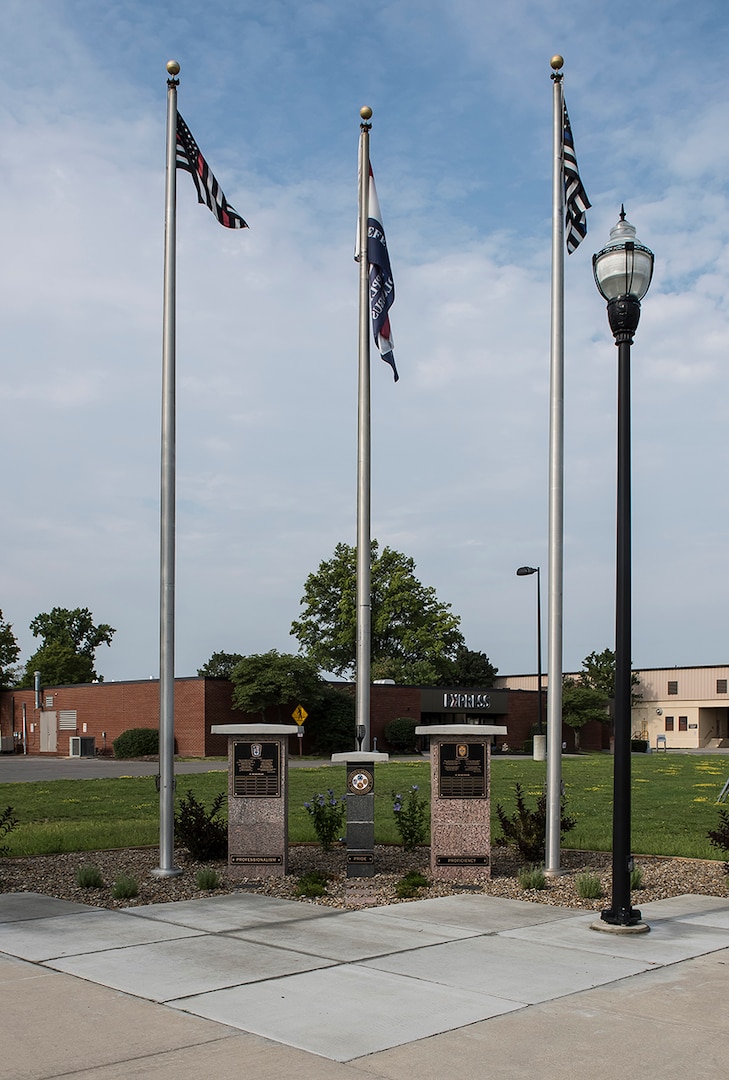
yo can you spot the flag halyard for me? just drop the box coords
[364,167,398,381]
[176,113,247,229]
[563,105,590,254]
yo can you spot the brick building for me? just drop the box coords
[0,678,608,757]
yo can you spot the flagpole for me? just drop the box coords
[356,106,373,752]
[545,55,565,876]
[154,59,183,878]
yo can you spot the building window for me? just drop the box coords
[717,680,728,694]
[665,716,674,731]
[667,681,678,695]
[679,716,688,732]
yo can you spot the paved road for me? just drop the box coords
[0,754,349,784]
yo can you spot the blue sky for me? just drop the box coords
[1,0,728,683]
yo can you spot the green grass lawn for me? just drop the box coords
[1,754,727,860]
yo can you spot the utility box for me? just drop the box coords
[69,736,96,758]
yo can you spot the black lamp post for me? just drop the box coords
[593,208,654,928]
[516,566,544,736]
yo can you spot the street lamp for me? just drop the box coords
[516,566,544,736]
[593,208,653,929]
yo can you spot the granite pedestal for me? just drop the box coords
[331,751,389,877]
[211,724,298,879]
[416,725,507,882]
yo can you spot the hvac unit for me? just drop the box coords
[69,736,96,758]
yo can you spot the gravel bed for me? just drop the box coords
[2,845,727,912]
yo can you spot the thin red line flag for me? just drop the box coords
[176,113,248,229]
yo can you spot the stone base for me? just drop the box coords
[346,851,375,878]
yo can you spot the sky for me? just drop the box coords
[1,0,728,685]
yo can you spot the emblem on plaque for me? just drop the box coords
[348,768,374,794]
[251,743,262,758]
[457,743,469,759]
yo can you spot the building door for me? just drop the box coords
[40,712,57,753]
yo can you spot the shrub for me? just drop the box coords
[111,874,139,900]
[75,864,104,889]
[384,718,418,754]
[174,790,228,861]
[196,867,221,890]
[395,870,430,899]
[310,689,356,755]
[392,786,428,851]
[495,782,576,863]
[304,791,346,851]
[0,806,19,856]
[575,871,603,899]
[630,865,644,891]
[295,871,328,898]
[707,807,729,858]
[631,739,648,753]
[113,728,159,759]
[518,865,546,890]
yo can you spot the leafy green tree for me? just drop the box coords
[291,541,465,680]
[579,647,642,705]
[231,650,324,721]
[197,651,244,679]
[21,606,115,687]
[435,646,498,687]
[0,610,21,689]
[562,679,610,751]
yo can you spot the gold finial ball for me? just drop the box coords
[550,55,564,71]
[360,106,373,121]
[166,60,181,76]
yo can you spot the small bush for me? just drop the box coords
[495,783,576,863]
[75,864,104,889]
[295,871,329,898]
[707,808,729,857]
[384,717,418,754]
[304,791,346,851]
[575,871,603,899]
[631,739,648,753]
[196,867,221,890]
[0,806,19,856]
[175,790,228,861]
[111,874,139,900]
[395,870,430,899]
[518,865,546,890]
[310,689,356,755]
[113,728,159,759]
[392,786,428,851]
[630,865,644,891]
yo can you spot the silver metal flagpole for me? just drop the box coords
[356,106,373,752]
[154,60,183,878]
[545,56,566,876]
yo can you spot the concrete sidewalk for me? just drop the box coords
[1,890,728,1079]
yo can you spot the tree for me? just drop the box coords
[579,647,642,705]
[197,651,244,679]
[22,606,115,687]
[435,647,498,687]
[291,541,465,680]
[561,679,610,752]
[231,650,324,721]
[0,611,21,689]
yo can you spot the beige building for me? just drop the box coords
[496,665,729,751]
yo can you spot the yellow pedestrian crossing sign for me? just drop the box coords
[292,704,308,726]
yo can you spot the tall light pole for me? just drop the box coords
[516,566,544,736]
[593,208,653,929]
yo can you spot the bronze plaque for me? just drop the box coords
[436,855,490,866]
[438,741,486,798]
[231,854,283,865]
[233,741,281,797]
[347,852,374,864]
